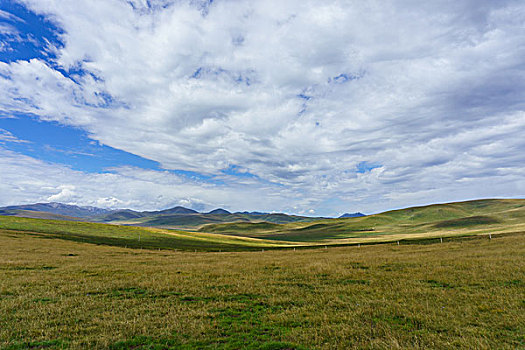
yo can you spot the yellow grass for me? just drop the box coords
[1,228,524,349]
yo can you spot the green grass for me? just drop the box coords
[1,199,524,252]
[201,221,283,234]
[199,199,525,243]
[0,216,290,251]
[0,229,523,349]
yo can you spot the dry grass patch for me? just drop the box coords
[0,230,524,349]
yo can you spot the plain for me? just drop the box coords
[1,228,524,349]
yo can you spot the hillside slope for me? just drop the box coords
[1,199,522,250]
[0,216,294,251]
[199,199,525,243]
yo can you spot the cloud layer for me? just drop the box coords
[0,0,524,215]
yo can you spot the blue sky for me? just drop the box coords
[0,0,524,215]
[0,1,62,63]
[0,114,161,172]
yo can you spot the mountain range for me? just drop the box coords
[0,202,111,218]
[0,202,331,229]
[338,212,366,218]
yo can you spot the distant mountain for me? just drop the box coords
[236,211,268,215]
[257,213,313,224]
[94,206,198,222]
[339,212,366,218]
[0,209,85,221]
[136,212,316,228]
[0,202,111,218]
[151,206,199,215]
[0,202,320,228]
[95,209,145,222]
[207,208,231,215]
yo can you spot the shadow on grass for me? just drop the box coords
[108,292,308,350]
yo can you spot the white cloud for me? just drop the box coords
[0,128,29,143]
[0,148,310,213]
[0,0,524,215]
[0,9,24,23]
[47,184,77,202]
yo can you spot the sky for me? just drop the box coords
[0,0,524,216]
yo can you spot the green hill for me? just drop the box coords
[1,199,523,251]
[0,216,292,251]
[199,199,525,243]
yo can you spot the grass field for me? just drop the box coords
[0,199,523,253]
[0,199,524,349]
[200,199,525,244]
[0,228,524,349]
[0,216,294,252]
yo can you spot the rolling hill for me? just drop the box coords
[0,198,522,251]
[0,215,293,251]
[199,199,525,244]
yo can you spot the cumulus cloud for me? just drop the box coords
[0,0,524,215]
[0,147,307,213]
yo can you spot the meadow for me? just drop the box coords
[1,199,523,252]
[1,199,524,349]
[0,216,293,252]
[1,227,523,349]
[199,199,525,244]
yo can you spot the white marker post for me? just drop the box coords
[489,233,492,240]
[440,237,443,243]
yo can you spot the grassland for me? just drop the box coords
[200,199,525,245]
[0,199,524,348]
[1,228,524,349]
[0,216,295,252]
[0,199,523,253]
